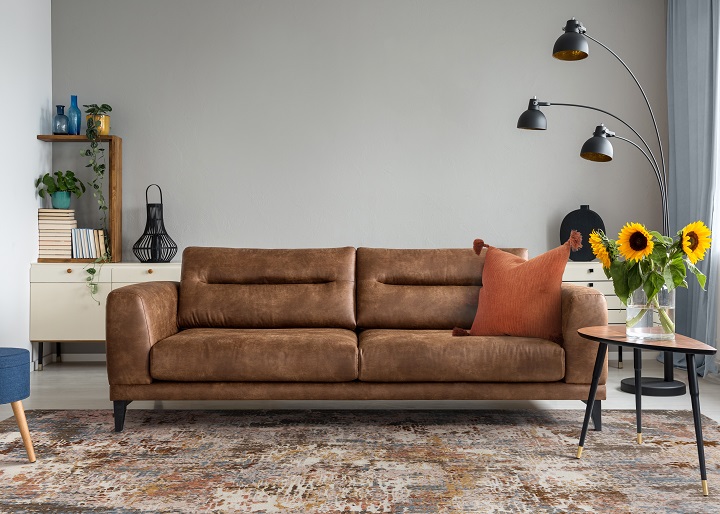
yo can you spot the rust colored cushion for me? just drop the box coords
[469,242,572,342]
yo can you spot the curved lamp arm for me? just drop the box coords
[614,135,669,234]
[584,33,668,192]
[541,101,661,174]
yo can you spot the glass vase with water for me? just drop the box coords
[626,285,675,340]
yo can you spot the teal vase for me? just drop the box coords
[51,191,71,209]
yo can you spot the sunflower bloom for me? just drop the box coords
[617,222,654,261]
[681,221,712,264]
[589,230,612,268]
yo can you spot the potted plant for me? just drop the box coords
[35,170,86,209]
[83,103,112,136]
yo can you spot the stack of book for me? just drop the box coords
[38,209,76,259]
[71,228,106,259]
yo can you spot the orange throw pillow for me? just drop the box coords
[467,232,581,342]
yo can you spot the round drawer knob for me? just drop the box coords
[147,269,154,274]
[66,269,72,274]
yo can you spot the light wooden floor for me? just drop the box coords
[2,356,720,423]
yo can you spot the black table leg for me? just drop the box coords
[686,353,709,496]
[577,342,607,458]
[38,342,43,371]
[634,348,642,444]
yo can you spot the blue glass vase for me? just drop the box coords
[67,95,81,135]
[53,105,68,135]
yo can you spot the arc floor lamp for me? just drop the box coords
[517,18,681,396]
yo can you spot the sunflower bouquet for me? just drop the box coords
[589,221,711,335]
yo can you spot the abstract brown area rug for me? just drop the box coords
[0,409,718,513]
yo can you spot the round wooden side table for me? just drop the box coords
[0,347,36,463]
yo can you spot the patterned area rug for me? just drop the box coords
[0,409,718,513]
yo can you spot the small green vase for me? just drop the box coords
[51,191,71,209]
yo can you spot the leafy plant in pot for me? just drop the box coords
[83,103,112,136]
[82,103,112,302]
[35,170,86,209]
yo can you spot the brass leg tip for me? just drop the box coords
[618,362,623,369]
[576,446,583,459]
[637,433,643,444]
[702,480,708,496]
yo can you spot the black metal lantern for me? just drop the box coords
[132,184,177,263]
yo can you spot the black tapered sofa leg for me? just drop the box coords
[113,400,131,432]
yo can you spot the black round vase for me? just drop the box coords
[560,205,605,262]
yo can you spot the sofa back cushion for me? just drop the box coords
[178,247,356,330]
[356,247,528,329]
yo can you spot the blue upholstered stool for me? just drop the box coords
[0,348,36,463]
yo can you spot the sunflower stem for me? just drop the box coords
[626,307,649,329]
[651,297,675,334]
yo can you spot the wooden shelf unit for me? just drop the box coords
[36,135,122,263]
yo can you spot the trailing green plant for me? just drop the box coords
[35,170,86,199]
[82,103,112,300]
[84,260,104,305]
[82,103,112,247]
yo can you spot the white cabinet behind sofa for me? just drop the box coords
[30,263,181,368]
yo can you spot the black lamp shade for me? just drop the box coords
[580,135,613,162]
[553,19,589,61]
[553,33,589,61]
[517,99,547,130]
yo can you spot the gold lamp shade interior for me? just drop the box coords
[580,151,612,162]
[553,48,588,61]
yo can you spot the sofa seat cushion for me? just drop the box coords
[359,330,565,382]
[151,328,358,382]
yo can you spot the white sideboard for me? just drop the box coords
[563,260,625,366]
[30,262,181,369]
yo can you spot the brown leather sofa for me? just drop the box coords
[106,246,608,431]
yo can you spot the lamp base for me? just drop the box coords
[620,377,686,397]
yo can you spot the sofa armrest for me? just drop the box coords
[561,284,609,384]
[106,281,180,386]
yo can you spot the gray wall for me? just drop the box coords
[51,0,668,259]
[1,0,51,352]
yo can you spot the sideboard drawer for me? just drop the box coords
[605,295,624,310]
[561,262,604,281]
[30,263,109,283]
[608,309,627,324]
[563,280,615,296]
[111,264,181,283]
